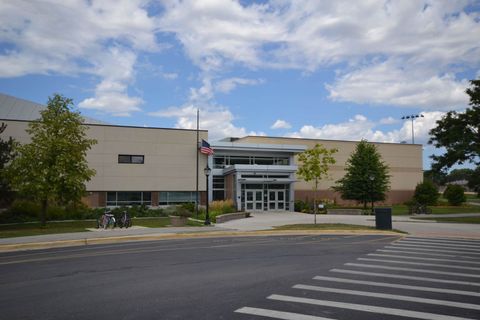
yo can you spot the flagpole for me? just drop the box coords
[195,107,199,218]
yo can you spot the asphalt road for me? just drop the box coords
[1,234,479,320]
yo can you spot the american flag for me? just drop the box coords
[200,139,214,155]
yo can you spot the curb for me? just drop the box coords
[0,229,402,252]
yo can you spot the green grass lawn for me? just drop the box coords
[0,220,97,238]
[0,217,205,239]
[414,216,480,224]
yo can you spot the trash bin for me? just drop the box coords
[374,207,392,230]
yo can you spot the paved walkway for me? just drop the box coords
[219,212,480,239]
[0,212,479,251]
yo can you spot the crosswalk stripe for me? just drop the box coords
[398,240,480,249]
[376,249,478,259]
[406,237,480,244]
[385,245,480,255]
[358,257,480,271]
[234,307,335,320]
[313,275,480,297]
[345,262,480,278]
[367,253,480,264]
[267,294,476,320]
[331,269,480,286]
[293,284,480,310]
[390,243,480,253]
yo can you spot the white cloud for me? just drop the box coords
[271,119,292,129]
[287,111,444,145]
[149,104,264,140]
[0,0,158,115]
[326,61,470,109]
[158,1,479,108]
[379,116,398,125]
[215,77,264,93]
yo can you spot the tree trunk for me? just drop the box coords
[40,198,47,227]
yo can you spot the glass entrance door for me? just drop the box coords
[268,190,285,210]
[245,190,263,211]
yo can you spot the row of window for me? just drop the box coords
[213,155,290,168]
[106,191,199,206]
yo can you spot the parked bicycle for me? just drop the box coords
[96,210,116,229]
[116,210,132,228]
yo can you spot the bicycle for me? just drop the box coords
[96,211,116,229]
[116,211,132,228]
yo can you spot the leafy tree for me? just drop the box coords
[445,168,474,183]
[333,140,390,211]
[0,123,17,207]
[443,184,466,206]
[297,143,337,224]
[413,181,439,206]
[8,94,97,226]
[429,79,480,172]
[423,169,446,186]
[467,166,480,196]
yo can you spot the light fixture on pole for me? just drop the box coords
[369,175,375,215]
[401,114,424,144]
[204,165,211,225]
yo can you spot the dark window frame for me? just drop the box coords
[118,154,145,164]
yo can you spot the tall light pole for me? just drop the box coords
[369,175,375,215]
[204,165,211,225]
[401,114,424,144]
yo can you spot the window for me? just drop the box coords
[106,191,152,206]
[213,176,225,201]
[118,154,144,164]
[159,191,198,205]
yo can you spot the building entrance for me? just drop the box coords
[245,190,263,211]
[268,190,285,210]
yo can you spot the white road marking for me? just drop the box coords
[398,240,480,249]
[358,257,480,271]
[313,275,480,297]
[405,237,480,244]
[234,307,335,320]
[331,269,480,286]
[384,245,480,255]
[376,249,478,259]
[293,284,480,310]
[345,262,480,278]
[367,253,480,264]
[267,295,476,320]
[390,243,480,253]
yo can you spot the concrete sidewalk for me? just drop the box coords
[1,211,479,252]
[219,212,480,239]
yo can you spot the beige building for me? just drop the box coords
[1,93,423,210]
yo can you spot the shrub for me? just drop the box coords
[180,202,195,213]
[413,181,439,206]
[210,200,236,214]
[443,184,466,206]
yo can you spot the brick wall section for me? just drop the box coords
[225,173,235,202]
[295,189,414,206]
[151,192,159,206]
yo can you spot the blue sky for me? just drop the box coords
[1,1,479,169]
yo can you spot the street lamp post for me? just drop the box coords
[369,175,375,215]
[401,114,424,144]
[204,165,211,225]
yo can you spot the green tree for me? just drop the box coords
[429,79,480,172]
[413,181,439,206]
[0,123,17,207]
[445,168,474,183]
[468,166,480,196]
[8,94,97,226]
[297,143,337,224]
[443,184,466,206]
[423,169,446,186]
[333,140,390,211]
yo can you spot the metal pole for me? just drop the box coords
[205,168,210,225]
[195,108,199,218]
[411,118,415,144]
